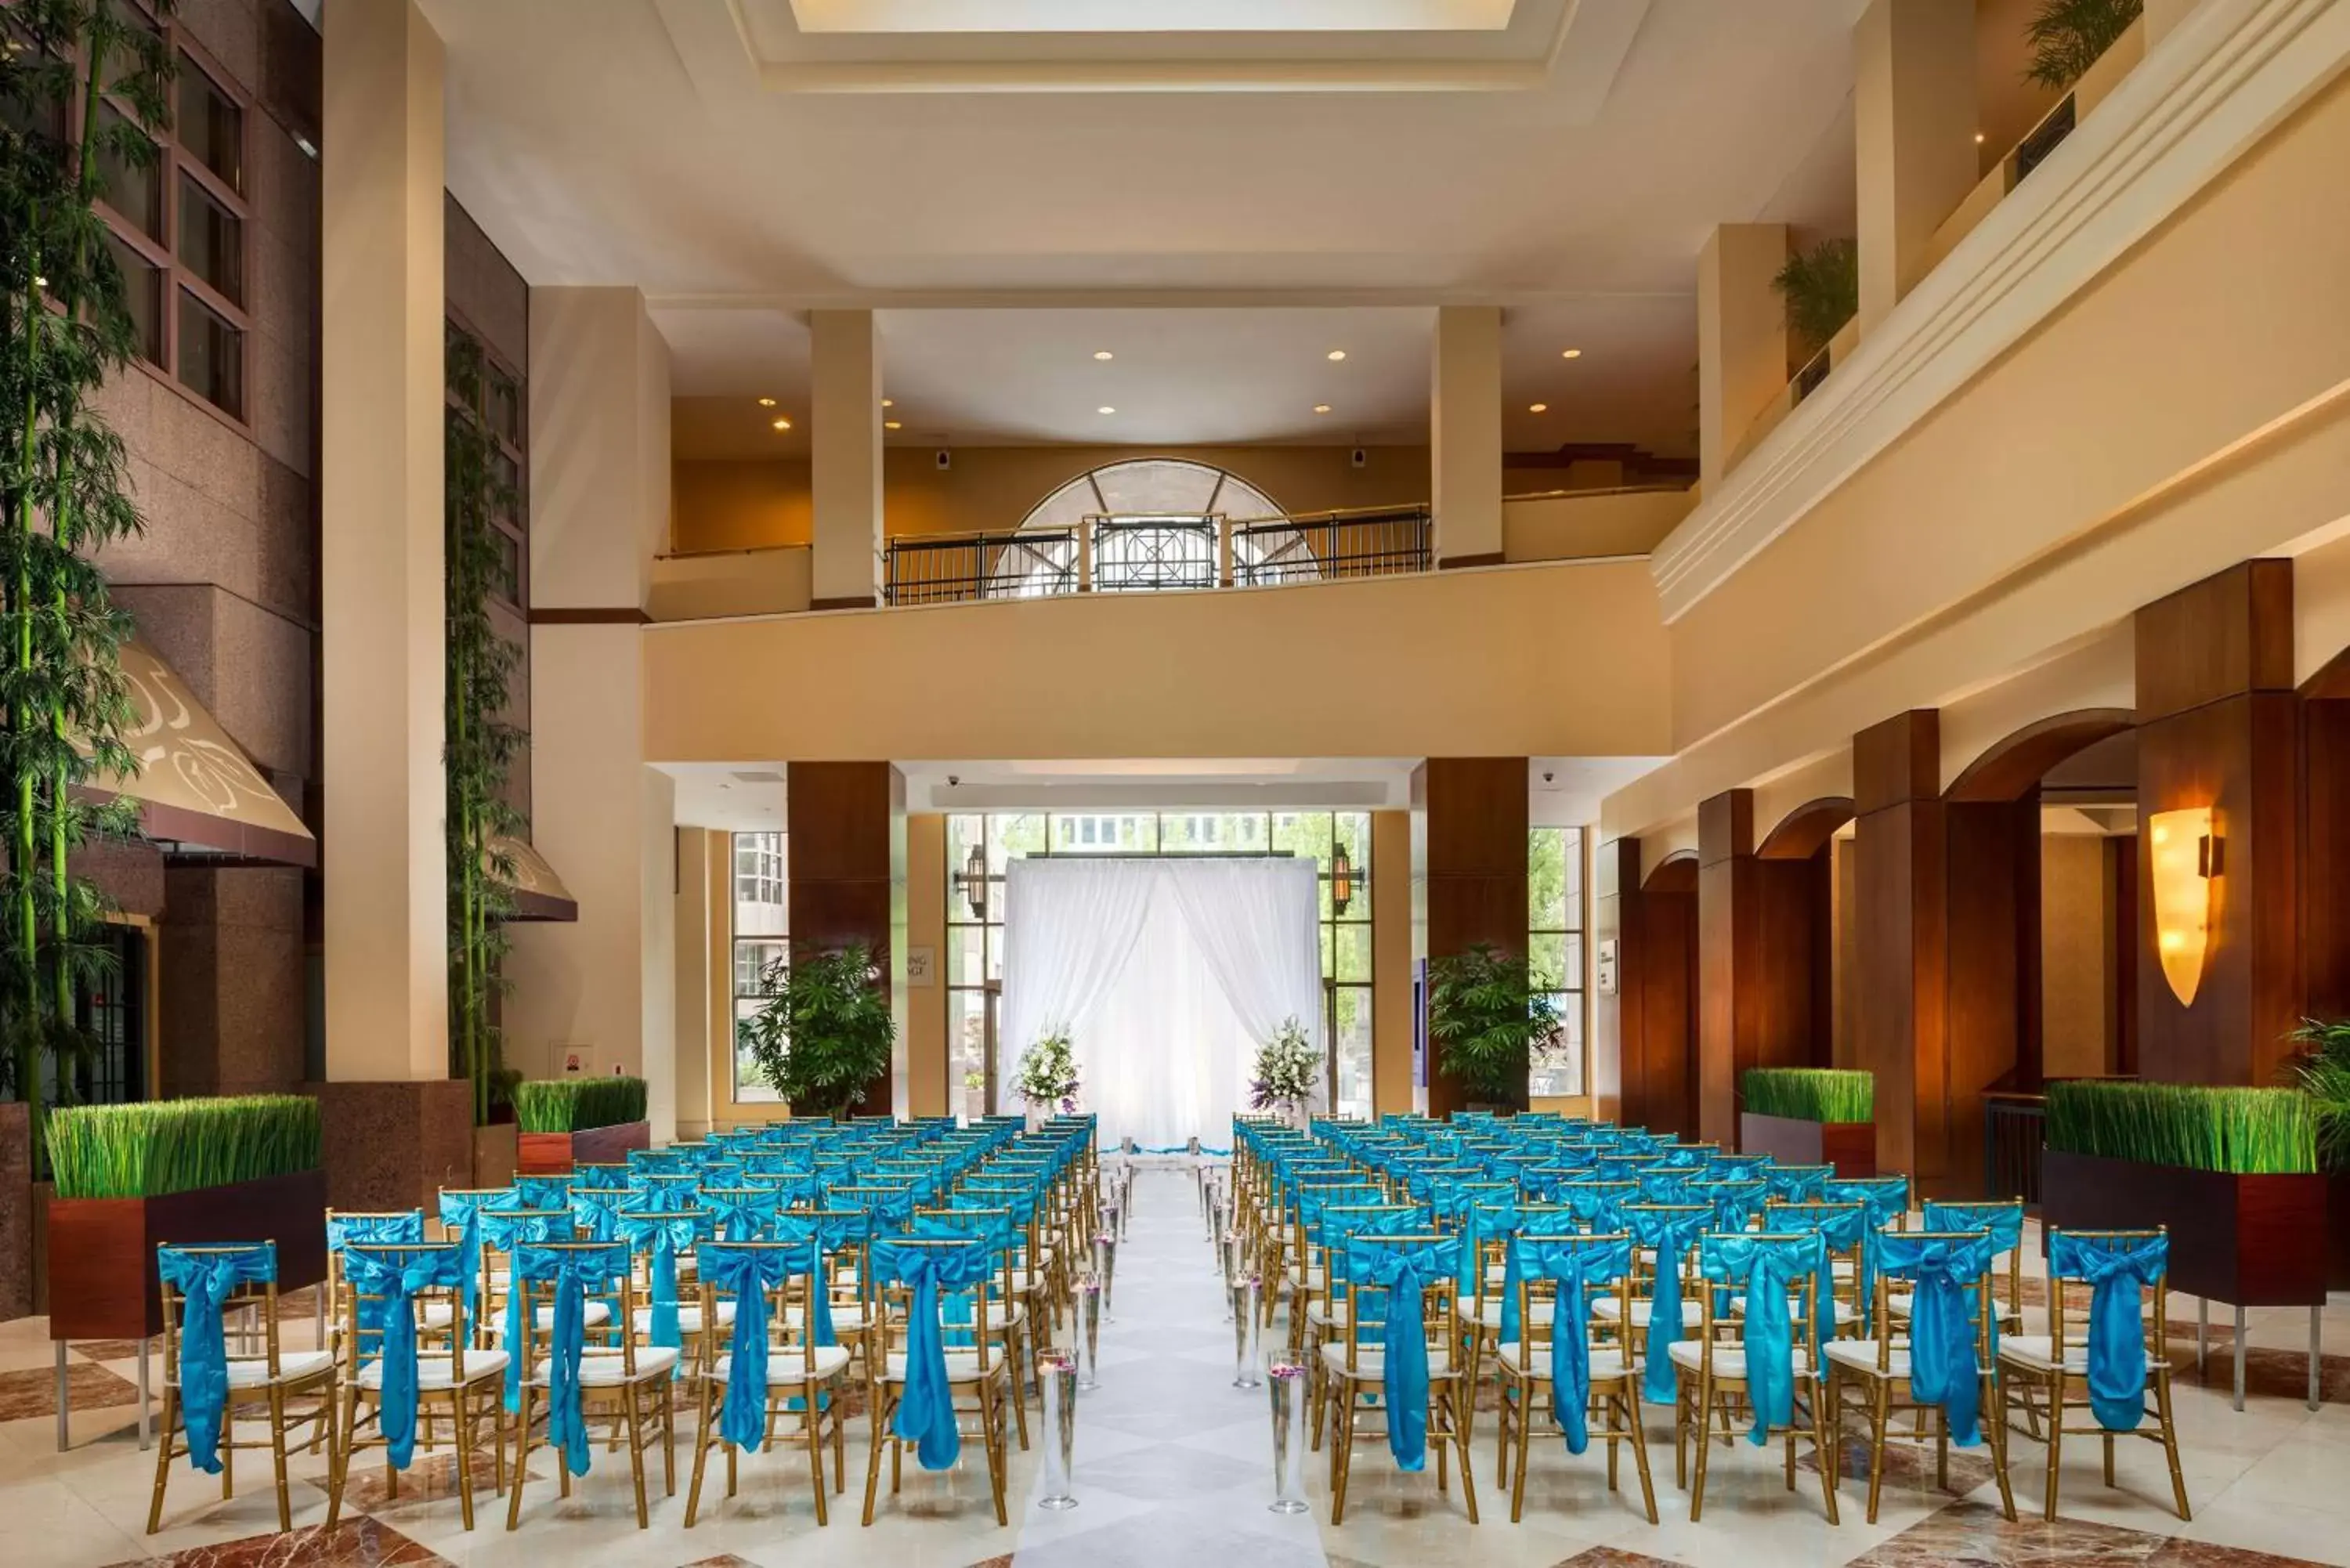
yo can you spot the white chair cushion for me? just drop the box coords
[1475,1299,1554,1331]
[1287,1265,1327,1292]
[418,1302,459,1330]
[783,1303,873,1335]
[360,1351,509,1391]
[1591,1297,1701,1328]
[883,1351,995,1384]
[1496,1341,1638,1382]
[1665,1341,1813,1380]
[1730,1295,1859,1328]
[630,1302,736,1336]
[710,1346,853,1385]
[1824,1339,1911,1380]
[1998,1335,2092,1375]
[530,1347,679,1387]
[1319,1344,1457,1382]
[214,1350,335,1389]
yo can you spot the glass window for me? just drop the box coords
[175,289,242,417]
[107,233,164,364]
[177,170,241,303]
[175,52,242,192]
[97,103,162,239]
[1528,826,1585,1098]
[731,833,789,1102]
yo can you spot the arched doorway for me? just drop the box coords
[1012,458,1289,593]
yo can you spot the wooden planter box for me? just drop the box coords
[46,1168,330,1342]
[2041,1148,2327,1307]
[517,1119,649,1176]
[1740,1111,1876,1178]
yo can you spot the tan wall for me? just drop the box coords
[643,558,1671,765]
[2041,832,2113,1079]
[1502,487,1697,562]
[906,814,949,1118]
[672,444,1434,555]
[672,827,717,1138]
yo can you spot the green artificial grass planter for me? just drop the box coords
[47,1097,321,1200]
[1741,1068,1873,1124]
[512,1076,648,1134]
[2044,1080,2316,1175]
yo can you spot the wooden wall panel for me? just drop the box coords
[1594,840,1636,1124]
[1850,709,1944,1187]
[1415,758,1529,1118]
[1640,882,1699,1138]
[2306,702,2350,1021]
[786,761,906,1115]
[1943,797,2040,1197]
[2135,560,2293,723]
[2105,833,2140,1074]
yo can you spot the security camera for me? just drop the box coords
[1350,447,1368,470]
[935,449,953,471]
[1542,770,1556,785]
[947,774,960,788]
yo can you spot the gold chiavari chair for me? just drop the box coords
[504,1241,678,1530]
[1495,1232,1657,1524]
[147,1243,338,1534]
[1323,1232,1479,1525]
[684,1241,852,1526]
[862,1238,1014,1527]
[323,1241,508,1530]
[1671,1232,1839,1525]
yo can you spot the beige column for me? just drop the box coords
[505,287,681,1141]
[321,0,446,1085]
[1697,223,1789,494]
[1430,305,1504,567]
[1854,0,1978,337]
[672,826,716,1139]
[811,309,884,609]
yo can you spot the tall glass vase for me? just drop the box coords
[1231,1275,1264,1389]
[1076,1277,1101,1390]
[1267,1361,1310,1513]
[1038,1352,1078,1510]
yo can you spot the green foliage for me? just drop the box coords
[736,944,897,1118]
[510,1076,648,1134]
[2026,0,2142,90]
[1426,942,1561,1111]
[1771,237,1860,359]
[1014,1029,1080,1111]
[1,2,173,1166]
[2285,1019,2350,1171]
[49,1096,320,1199]
[2045,1078,2316,1175]
[1741,1068,1874,1123]
[443,327,526,1128]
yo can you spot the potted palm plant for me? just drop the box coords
[513,1076,650,1175]
[1426,943,1561,1115]
[737,943,897,1119]
[2286,1018,2350,1288]
[1740,1068,1876,1176]
[1013,1030,1080,1131]
[1249,1017,1321,1130]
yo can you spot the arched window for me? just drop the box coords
[1009,459,1293,593]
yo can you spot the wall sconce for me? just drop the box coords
[956,842,989,920]
[2149,807,2217,1007]
[1330,843,1354,916]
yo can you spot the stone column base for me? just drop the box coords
[312,1079,474,1212]
[0,1101,29,1321]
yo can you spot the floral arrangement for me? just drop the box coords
[1249,1017,1321,1112]
[1014,1030,1081,1112]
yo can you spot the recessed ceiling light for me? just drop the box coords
[1313,405,1332,414]
[880,398,894,408]
[1560,348,1582,359]
[756,396,777,407]
[1097,406,1116,415]
[1326,349,1347,362]
[1528,403,1548,414]
[1093,350,1114,361]
[1974,132,1987,144]
[884,420,902,431]
[770,417,791,431]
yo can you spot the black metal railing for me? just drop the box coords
[2014,92,2076,186]
[1983,1092,2046,1205]
[882,527,1078,606]
[1234,505,1431,586]
[1090,515,1218,591]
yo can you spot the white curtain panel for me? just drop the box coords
[1000,855,1324,1149]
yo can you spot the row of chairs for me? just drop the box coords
[144,1126,1101,1535]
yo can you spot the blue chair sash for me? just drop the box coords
[870,1237,998,1471]
[1629,1208,1710,1405]
[513,1242,629,1476]
[702,1187,783,1242]
[616,1209,700,1352]
[1875,1231,1998,1447]
[338,1245,465,1469]
[327,1212,423,1251]
[700,1244,797,1451]
[1701,1233,1826,1445]
[1343,1235,1462,1473]
[482,1209,573,1410]
[570,1164,631,1190]
[1514,1235,1633,1454]
[2050,1231,2168,1432]
[158,1244,277,1475]
[769,1215,840,1349]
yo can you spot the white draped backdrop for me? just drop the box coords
[999,857,1324,1150]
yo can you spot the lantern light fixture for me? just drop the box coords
[959,842,990,919]
[2148,807,2217,1007]
[1330,843,1354,916]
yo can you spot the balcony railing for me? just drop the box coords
[880,504,1433,606]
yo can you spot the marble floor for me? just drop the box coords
[2,1172,2347,1567]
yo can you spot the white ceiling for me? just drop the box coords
[425,0,1865,456]
[661,762,787,831]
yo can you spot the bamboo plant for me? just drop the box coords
[0,3,171,1168]
[443,327,526,1127]
[511,1076,647,1136]
[49,1096,320,1199]
[1741,1068,1874,1123]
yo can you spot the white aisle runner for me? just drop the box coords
[1009,1168,1324,1568]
